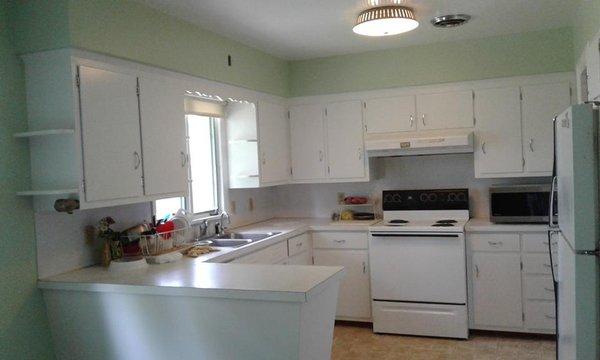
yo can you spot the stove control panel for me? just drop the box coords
[382,189,469,211]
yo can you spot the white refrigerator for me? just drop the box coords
[551,104,600,360]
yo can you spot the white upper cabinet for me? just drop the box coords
[257,100,291,185]
[138,75,188,197]
[78,66,144,203]
[289,104,327,181]
[474,87,523,177]
[325,100,366,179]
[364,95,416,133]
[521,82,571,174]
[586,32,600,101]
[416,90,474,130]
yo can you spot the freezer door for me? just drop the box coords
[557,232,599,360]
[555,105,599,251]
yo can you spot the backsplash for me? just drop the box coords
[274,154,550,219]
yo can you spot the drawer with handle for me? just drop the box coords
[313,231,368,249]
[523,275,555,300]
[524,300,556,332]
[468,233,520,252]
[288,233,310,257]
[522,254,558,275]
[522,233,557,253]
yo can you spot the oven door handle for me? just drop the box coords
[370,233,460,238]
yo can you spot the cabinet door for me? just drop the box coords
[521,82,571,174]
[474,87,523,176]
[257,100,290,185]
[325,100,365,179]
[364,96,416,133]
[417,91,474,130]
[471,252,523,328]
[313,249,371,319]
[289,104,326,181]
[586,34,600,101]
[287,250,312,265]
[78,66,143,202]
[138,75,187,196]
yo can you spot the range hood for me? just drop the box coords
[366,130,474,157]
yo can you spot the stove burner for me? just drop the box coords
[389,219,409,224]
[432,223,454,227]
[436,219,458,224]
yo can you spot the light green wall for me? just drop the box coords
[11,0,289,97]
[0,2,55,360]
[289,27,574,96]
[573,0,600,60]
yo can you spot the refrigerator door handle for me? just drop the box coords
[549,176,558,228]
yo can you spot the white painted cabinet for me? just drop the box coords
[313,249,371,320]
[313,231,370,321]
[471,252,523,328]
[416,90,474,130]
[586,31,600,101]
[230,241,288,264]
[364,96,416,133]
[289,102,368,183]
[289,104,327,181]
[521,82,571,174]
[138,75,188,197]
[325,101,366,179]
[257,100,291,185]
[78,66,144,203]
[468,230,557,334]
[474,87,523,176]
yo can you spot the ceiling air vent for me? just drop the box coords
[431,14,471,28]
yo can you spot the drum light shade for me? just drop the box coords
[353,6,419,36]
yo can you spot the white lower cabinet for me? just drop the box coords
[230,241,288,264]
[313,231,371,321]
[468,230,556,334]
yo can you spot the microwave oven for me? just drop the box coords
[489,184,557,224]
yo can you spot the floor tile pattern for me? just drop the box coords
[331,322,556,360]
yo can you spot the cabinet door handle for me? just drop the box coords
[529,138,534,152]
[481,142,487,154]
[409,115,414,128]
[488,241,503,247]
[362,261,367,274]
[180,151,187,167]
[296,242,303,247]
[333,239,346,244]
[544,287,554,292]
[545,314,556,320]
[475,264,480,278]
[421,114,426,126]
[318,150,323,162]
[133,151,141,170]
[262,152,266,165]
[358,147,363,160]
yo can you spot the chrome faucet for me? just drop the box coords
[216,211,231,235]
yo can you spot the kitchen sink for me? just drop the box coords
[207,232,281,247]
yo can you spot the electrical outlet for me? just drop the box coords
[248,197,254,212]
[230,200,237,214]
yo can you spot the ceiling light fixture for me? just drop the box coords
[353,6,419,37]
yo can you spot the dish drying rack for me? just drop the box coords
[124,227,195,257]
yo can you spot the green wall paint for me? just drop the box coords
[0,2,54,360]
[10,0,289,97]
[289,27,574,97]
[573,0,600,60]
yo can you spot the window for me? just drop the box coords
[154,114,222,219]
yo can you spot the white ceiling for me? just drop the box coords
[137,0,575,60]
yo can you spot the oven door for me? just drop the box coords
[369,232,467,304]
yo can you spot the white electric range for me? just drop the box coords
[368,189,470,339]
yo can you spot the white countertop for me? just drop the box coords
[38,261,345,303]
[466,218,550,233]
[38,217,373,302]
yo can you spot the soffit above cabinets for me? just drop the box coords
[136,0,575,60]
